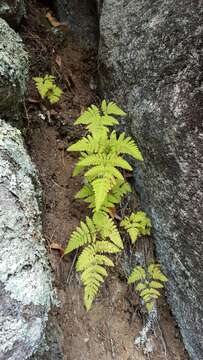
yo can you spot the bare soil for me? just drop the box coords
[20,1,188,359]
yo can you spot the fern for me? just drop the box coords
[121,211,151,244]
[33,75,63,104]
[67,121,143,211]
[74,101,126,136]
[128,264,168,313]
[75,180,131,213]
[65,213,123,310]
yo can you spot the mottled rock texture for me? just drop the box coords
[0,120,54,359]
[0,0,26,27]
[98,1,203,359]
[0,18,28,119]
[54,0,99,50]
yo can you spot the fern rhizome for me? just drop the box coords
[65,100,167,312]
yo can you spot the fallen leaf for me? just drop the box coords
[46,11,61,28]
[55,55,62,68]
[49,242,64,257]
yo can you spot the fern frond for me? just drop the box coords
[92,177,112,211]
[95,255,114,267]
[93,212,123,249]
[76,244,96,271]
[75,105,100,125]
[95,240,120,253]
[64,217,96,254]
[128,264,168,313]
[109,131,143,161]
[104,101,127,116]
[121,211,151,244]
[33,75,62,104]
[128,266,146,283]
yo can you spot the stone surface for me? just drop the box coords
[0,0,26,27]
[0,18,28,119]
[98,1,203,359]
[54,0,99,50]
[0,119,54,359]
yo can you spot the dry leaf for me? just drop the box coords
[55,55,62,68]
[46,11,61,28]
[49,242,64,257]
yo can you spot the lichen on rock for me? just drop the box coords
[0,119,54,359]
[0,18,28,119]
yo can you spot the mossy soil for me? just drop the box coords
[20,1,188,359]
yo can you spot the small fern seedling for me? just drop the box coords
[33,75,63,104]
[121,211,151,244]
[128,264,168,313]
[65,212,123,310]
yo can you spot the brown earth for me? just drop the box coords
[20,1,188,359]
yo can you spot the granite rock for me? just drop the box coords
[0,119,54,359]
[0,18,28,120]
[98,1,203,358]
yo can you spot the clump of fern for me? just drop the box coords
[128,264,168,313]
[33,75,63,104]
[121,211,151,244]
[65,212,123,310]
[65,100,168,313]
[67,100,143,212]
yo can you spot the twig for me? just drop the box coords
[66,249,78,285]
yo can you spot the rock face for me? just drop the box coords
[98,1,203,359]
[0,0,26,27]
[0,119,54,359]
[0,18,28,119]
[0,0,25,27]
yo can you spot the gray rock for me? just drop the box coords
[98,1,203,359]
[0,119,54,359]
[0,0,26,28]
[0,18,28,120]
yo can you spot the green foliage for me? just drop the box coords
[128,264,168,313]
[65,99,167,314]
[75,180,131,213]
[68,125,143,212]
[65,213,123,310]
[33,75,63,104]
[121,211,151,244]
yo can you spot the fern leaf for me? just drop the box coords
[128,266,146,283]
[95,255,114,267]
[76,245,96,271]
[135,283,147,292]
[150,281,164,289]
[93,212,123,249]
[101,115,119,126]
[95,240,120,253]
[65,217,95,254]
[146,302,154,313]
[84,283,99,311]
[74,105,100,125]
[140,288,160,298]
[92,177,112,211]
[106,101,126,116]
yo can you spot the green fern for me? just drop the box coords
[33,75,63,104]
[128,264,168,313]
[68,125,143,211]
[74,100,126,136]
[75,180,131,213]
[121,211,151,244]
[65,213,123,310]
